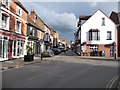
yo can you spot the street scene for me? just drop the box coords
[0,0,120,89]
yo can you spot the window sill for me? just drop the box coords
[106,39,112,40]
[16,31,21,34]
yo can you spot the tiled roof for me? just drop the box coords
[118,12,120,23]
[27,16,44,32]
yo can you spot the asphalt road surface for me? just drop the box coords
[2,50,119,88]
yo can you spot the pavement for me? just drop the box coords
[0,55,52,71]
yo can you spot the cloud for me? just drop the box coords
[22,2,78,41]
[28,3,77,33]
[87,0,119,7]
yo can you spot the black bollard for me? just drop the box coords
[114,53,116,59]
[41,54,43,60]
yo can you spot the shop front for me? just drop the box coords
[0,32,9,61]
[27,36,39,55]
[0,31,26,61]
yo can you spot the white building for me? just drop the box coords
[79,9,117,57]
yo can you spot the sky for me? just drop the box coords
[20,0,119,42]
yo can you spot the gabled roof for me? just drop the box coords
[117,12,120,23]
[110,11,119,24]
[81,9,115,27]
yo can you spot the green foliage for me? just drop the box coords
[27,45,33,55]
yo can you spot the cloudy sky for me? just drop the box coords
[20,0,119,42]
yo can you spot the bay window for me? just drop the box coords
[89,29,100,41]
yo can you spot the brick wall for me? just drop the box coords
[82,44,112,57]
[9,0,28,36]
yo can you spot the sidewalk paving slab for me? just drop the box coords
[0,56,45,71]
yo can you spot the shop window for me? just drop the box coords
[0,39,3,58]
[90,45,98,52]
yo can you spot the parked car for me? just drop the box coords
[52,48,61,55]
[41,49,54,57]
[59,47,66,52]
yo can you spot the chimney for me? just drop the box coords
[30,9,36,22]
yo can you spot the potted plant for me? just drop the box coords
[24,45,34,62]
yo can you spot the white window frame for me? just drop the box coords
[107,31,112,40]
[16,6,22,16]
[2,15,8,28]
[15,19,21,34]
[0,36,8,61]
[1,12,9,30]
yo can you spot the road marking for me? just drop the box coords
[106,75,119,89]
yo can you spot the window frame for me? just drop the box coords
[1,13,9,30]
[2,0,9,8]
[16,6,22,16]
[89,29,100,41]
[101,17,105,26]
[106,31,112,40]
[15,19,21,34]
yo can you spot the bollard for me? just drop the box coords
[114,53,116,59]
[41,54,43,60]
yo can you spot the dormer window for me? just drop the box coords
[16,6,22,16]
[101,18,105,26]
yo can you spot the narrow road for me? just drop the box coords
[2,50,118,88]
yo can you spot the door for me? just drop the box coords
[8,40,13,59]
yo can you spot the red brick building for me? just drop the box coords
[0,0,28,61]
